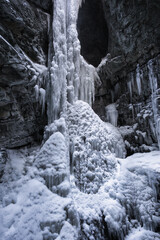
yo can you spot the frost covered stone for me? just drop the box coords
[67,100,126,193]
[34,132,69,196]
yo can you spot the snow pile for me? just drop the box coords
[1,179,78,240]
[34,132,70,197]
[125,228,160,240]
[0,146,159,240]
[67,100,126,193]
[0,148,79,240]
[70,151,160,240]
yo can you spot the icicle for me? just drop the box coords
[105,104,118,127]
[39,88,46,113]
[128,72,133,101]
[34,85,39,101]
[136,64,142,95]
[0,35,22,59]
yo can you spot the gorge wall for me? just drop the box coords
[0,1,160,240]
[0,0,160,153]
[0,0,50,148]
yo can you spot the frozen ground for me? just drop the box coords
[0,146,159,240]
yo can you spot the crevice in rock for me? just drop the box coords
[77,0,108,67]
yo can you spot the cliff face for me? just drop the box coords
[91,0,160,153]
[0,0,160,151]
[0,0,51,148]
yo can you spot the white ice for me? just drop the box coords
[105,103,118,127]
[48,0,98,123]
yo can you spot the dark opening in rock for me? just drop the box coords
[77,0,108,67]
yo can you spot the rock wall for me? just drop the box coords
[0,0,51,148]
[93,0,160,153]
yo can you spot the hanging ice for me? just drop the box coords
[105,103,118,127]
[148,59,160,149]
[127,72,134,101]
[48,0,98,123]
[136,64,142,95]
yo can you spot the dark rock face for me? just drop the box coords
[77,0,108,67]
[0,0,51,148]
[93,0,160,153]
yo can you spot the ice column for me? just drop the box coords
[66,0,96,105]
[48,0,97,123]
[148,59,160,149]
[136,64,142,95]
[105,104,118,127]
[127,72,134,101]
[48,0,67,123]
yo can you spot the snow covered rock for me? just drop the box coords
[67,100,126,193]
[34,132,70,197]
[70,151,160,240]
[0,179,79,240]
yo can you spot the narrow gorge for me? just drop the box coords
[0,0,160,240]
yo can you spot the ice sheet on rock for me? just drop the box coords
[67,100,126,193]
[0,35,22,59]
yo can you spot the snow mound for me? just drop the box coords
[34,132,70,197]
[0,179,78,240]
[125,228,160,240]
[70,151,160,239]
[67,100,126,193]
[0,148,79,240]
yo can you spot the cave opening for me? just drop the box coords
[77,0,109,67]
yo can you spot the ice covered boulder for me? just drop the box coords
[67,100,126,193]
[34,132,70,197]
[0,179,79,240]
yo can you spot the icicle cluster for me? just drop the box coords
[148,60,160,149]
[48,0,97,123]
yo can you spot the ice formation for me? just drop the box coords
[105,103,118,127]
[47,0,98,123]
[127,72,134,101]
[136,64,142,96]
[0,1,160,240]
[67,100,126,193]
[70,151,160,240]
[148,59,160,149]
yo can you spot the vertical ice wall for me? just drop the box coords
[148,60,160,149]
[48,0,97,123]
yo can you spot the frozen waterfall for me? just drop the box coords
[48,0,98,123]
